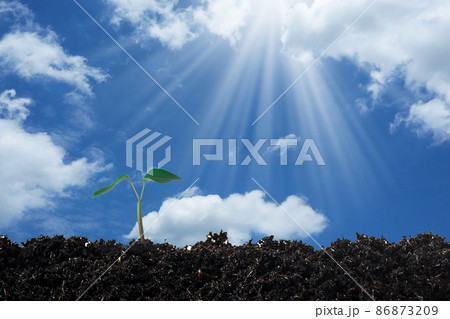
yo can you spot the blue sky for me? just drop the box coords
[0,0,449,247]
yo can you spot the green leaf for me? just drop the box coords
[92,174,129,198]
[143,169,181,184]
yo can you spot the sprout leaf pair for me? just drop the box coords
[93,169,181,243]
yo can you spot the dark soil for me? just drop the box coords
[0,232,449,301]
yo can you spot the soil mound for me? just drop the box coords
[0,232,448,300]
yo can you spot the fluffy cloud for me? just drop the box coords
[193,0,251,46]
[392,99,450,144]
[0,90,109,227]
[0,0,108,140]
[0,0,31,21]
[0,30,107,95]
[0,3,110,227]
[0,1,107,95]
[106,0,251,48]
[108,0,197,49]
[0,89,31,122]
[281,0,450,142]
[126,187,327,246]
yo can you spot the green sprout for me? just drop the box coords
[92,168,181,244]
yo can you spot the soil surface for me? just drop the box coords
[0,232,448,301]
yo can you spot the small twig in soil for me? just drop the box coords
[197,269,218,279]
[244,270,253,283]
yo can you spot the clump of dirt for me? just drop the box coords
[0,232,448,300]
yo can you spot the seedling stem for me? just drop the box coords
[92,169,181,244]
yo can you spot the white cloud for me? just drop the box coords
[0,1,107,96]
[0,90,110,227]
[193,0,251,46]
[0,3,110,227]
[106,0,251,48]
[0,1,108,142]
[0,89,31,122]
[126,187,327,246]
[391,99,450,144]
[107,0,197,49]
[0,30,107,95]
[0,0,32,22]
[281,0,450,142]
[147,16,196,49]
[177,185,202,198]
[108,0,173,25]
